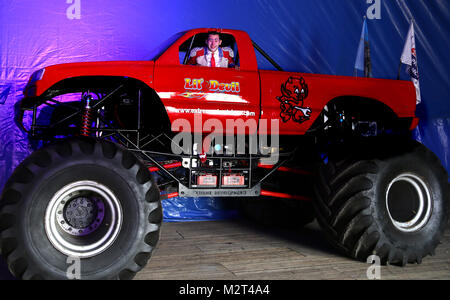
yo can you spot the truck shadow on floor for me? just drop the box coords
[234,215,341,258]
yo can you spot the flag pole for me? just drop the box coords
[397,60,402,80]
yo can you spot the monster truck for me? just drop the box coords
[0,28,448,279]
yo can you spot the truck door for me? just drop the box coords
[154,30,260,135]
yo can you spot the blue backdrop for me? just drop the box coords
[1,0,449,221]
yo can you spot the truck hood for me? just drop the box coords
[25,60,155,97]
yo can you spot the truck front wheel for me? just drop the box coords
[314,137,449,265]
[0,138,162,279]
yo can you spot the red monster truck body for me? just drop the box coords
[2,28,447,280]
[24,29,417,135]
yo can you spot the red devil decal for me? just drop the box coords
[276,76,311,124]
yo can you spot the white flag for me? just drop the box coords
[400,22,421,104]
[354,17,372,77]
[354,18,367,71]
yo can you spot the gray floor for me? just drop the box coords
[1,219,449,280]
[135,219,450,280]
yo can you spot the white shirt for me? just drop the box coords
[205,49,221,67]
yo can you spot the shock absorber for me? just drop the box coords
[80,94,93,137]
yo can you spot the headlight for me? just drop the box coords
[29,68,45,84]
[24,68,45,97]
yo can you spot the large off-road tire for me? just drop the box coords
[0,138,162,279]
[314,137,449,265]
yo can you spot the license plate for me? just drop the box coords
[198,175,217,186]
[222,175,245,186]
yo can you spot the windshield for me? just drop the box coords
[147,31,186,61]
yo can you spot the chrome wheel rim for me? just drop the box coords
[45,180,122,258]
[386,173,432,233]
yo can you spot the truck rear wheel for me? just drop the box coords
[314,137,449,265]
[0,138,162,279]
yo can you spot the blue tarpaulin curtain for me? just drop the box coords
[0,0,449,221]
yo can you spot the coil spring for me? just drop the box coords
[80,103,93,137]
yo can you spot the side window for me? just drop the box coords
[179,33,240,68]
[253,41,283,71]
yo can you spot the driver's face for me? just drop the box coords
[206,34,222,52]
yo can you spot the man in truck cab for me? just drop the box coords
[187,31,235,68]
